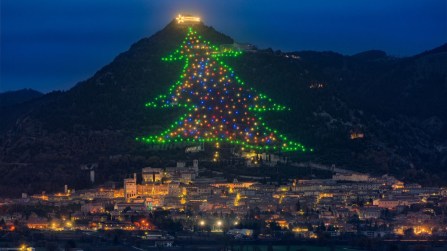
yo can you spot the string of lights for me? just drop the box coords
[137,27,310,152]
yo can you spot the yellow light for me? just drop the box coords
[176,14,201,24]
[413,226,432,235]
[199,220,205,226]
[309,233,318,239]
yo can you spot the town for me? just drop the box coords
[1,6,446,251]
[1,158,446,250]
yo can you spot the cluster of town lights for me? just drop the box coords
[137,27,310,152]
[19,244,33,251]
[198,219,239,227]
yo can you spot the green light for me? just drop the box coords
[137,27,310,153]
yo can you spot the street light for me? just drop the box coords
[216,220,223,227]
[199,220,205,226]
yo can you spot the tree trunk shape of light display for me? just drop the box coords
[137,27,310,153]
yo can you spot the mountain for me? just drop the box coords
[0,89,43,107]
[0,21,446,197]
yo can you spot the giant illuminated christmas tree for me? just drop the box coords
[137,27,309,152]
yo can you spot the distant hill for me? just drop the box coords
[0,20,446,197]
[0,89,43,107]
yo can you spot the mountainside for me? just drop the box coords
[0,21,446,196]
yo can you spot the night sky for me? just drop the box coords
[1,0,446,93]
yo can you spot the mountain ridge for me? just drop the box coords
[0,89,44,107]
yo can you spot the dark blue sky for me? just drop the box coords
[1,0,446,93]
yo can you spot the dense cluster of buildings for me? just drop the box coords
[1,160,447,240]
